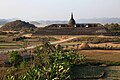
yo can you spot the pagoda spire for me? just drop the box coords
[68,12,76,27]
[71,12,74,19]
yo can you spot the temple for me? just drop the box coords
[45,13,100,28]
[34,13,108,35]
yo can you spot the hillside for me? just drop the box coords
[0,20,37,31]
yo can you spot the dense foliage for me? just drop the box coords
[5,42,86,80]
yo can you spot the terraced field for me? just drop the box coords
[78,50,120,62]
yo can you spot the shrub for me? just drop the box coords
[13,36,27,41]
[20,61,28,68]
[8,51,23,67]
[5,42,86,80]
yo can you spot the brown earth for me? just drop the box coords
[78,50,120,62]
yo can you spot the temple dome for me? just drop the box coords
[68,13,76,27]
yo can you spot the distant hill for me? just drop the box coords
[39,20,67,24]
[30,21,41,25]
[0,19,9,25]
[0,20,37,31]
[76,18,120,24]
[32,20,68,27]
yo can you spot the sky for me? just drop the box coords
[0,0,120,20]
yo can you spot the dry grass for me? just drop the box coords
[78,50,120,62]
[90,42,120,48]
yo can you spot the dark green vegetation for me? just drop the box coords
[72,66,104,79]
[8,51,23,67]
[1,42,87,80]
[13,36,27,41]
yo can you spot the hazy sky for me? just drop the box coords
[0,0,120,20]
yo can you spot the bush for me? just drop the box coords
[13,36,27,41]
[20,61,28,68]
[8,51,23,67]
[5,42,86,80]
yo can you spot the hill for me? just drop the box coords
[30,20,68,27]
[0,19,8,25]
[0,20,37,31]
[30,21,41,26]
